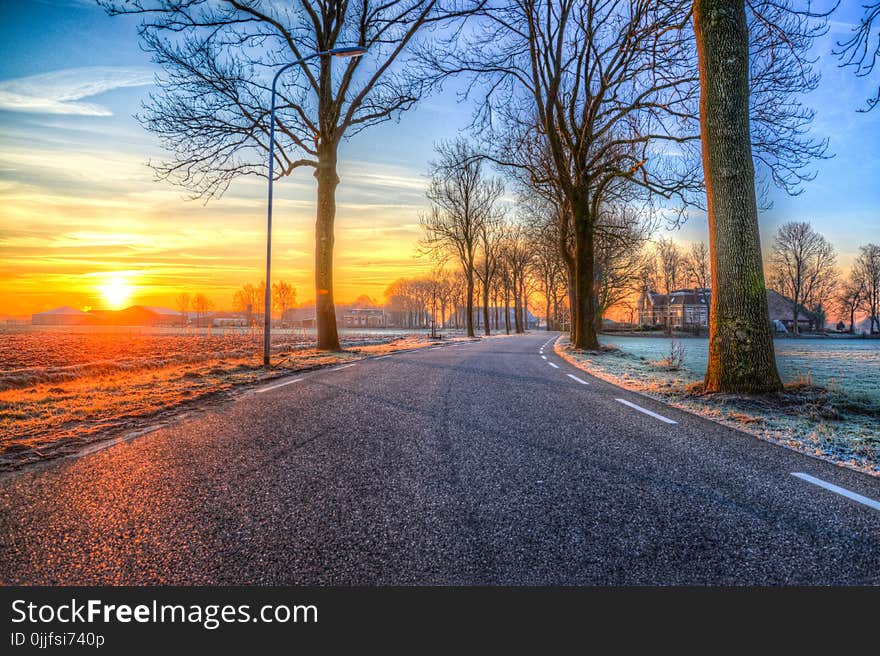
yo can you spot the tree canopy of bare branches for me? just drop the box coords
[422,0,703,348]
[420,140,504,337]
[769,221,837,335]
[835,271,865,333]
[233,281,265,326]
[746,0,832,196]
[835,1,880,111]
[272,280,296,318]
[103,0,479,350]
[685,241,710,292]
[656,238,686,296]
[854,243,880,333]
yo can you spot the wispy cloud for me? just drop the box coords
[0,67,153,116]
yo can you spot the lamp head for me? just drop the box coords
[327,46,368,58]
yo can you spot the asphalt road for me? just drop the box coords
[1,332,878,584]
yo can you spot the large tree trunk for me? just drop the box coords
[695,0,783,393]
[314,143,341,351]
[504,286,511,334]
[571,202,600,349]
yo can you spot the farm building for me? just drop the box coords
[31,306,91,326]
[342,307,386,328]
[765,290,820,333]
[638,288,821,333]
[91,306,181,327]
[281,307,317,328]
[637,289,710,329]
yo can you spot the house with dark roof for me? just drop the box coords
[638,287,821,332]
[342,307,386,328]
[637,289,710,329]
[765,289,819,333]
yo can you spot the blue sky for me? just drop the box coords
[0,0,877,315]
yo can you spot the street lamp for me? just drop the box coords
[263,45,368,367]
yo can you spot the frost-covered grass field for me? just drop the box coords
[0,325,445,471]
[598,335,880,401]
[558,335,880,476]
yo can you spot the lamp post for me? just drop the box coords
[263,46,367,367]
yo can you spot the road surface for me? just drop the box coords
[1,332,878,584]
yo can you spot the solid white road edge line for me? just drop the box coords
[548,362,559,369]
[791,472,880,512]
[331,363,357,371]
[256,378,303,393]
[615,398,677,424]
[567,374,589,385]
[374,355,392,359]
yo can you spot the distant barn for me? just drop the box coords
[31,306,91,326]
[106,306,181,326]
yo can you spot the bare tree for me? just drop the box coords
[638,256,660,295]
[682,240,711,333]
[835,273,865,334]
[500,224,533,334]
[656,238,686,295]
[769,221,837,335]
[685,242,711,292]
[652,237,685,334]
[174,292,190,327]
[385,274,450,328]
[854,243,880,333]
[192,293,215,327]
[424,0,702,348]
[595,207,652,330]
[527,212,567,332]
[234,282,265,327]
[420,140,503,337]
[430,269,454,327]
[474,210,505,336]
[103,0,478,351]
[835,2,880,111]
[272,280,296,322]
[695,0,782,393]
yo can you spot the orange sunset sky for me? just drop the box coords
[1,2,878,319]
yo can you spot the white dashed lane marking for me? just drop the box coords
[566,374,589,385]
[256,378,303,394]
[791,472,880,512]
[615,398,677,424]
[548,362,559,369]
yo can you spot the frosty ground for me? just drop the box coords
[0,326,458,471]
[556,335,880,476]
